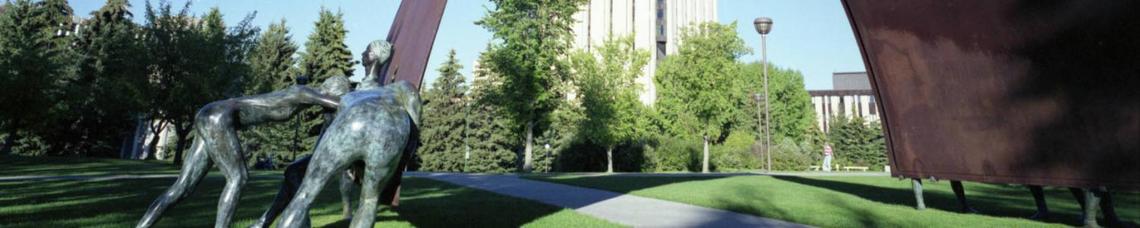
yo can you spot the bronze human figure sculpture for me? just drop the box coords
[276,40,421,228]
[248,40,402,228]
[136,76,351,228]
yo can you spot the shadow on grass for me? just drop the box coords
[772,176,1139,226]
[0,175,593,228]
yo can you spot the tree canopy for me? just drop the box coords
[418,50,469,172]
[570,35,651,172]
[476,0,587,171]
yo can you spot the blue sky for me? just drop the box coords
[70,0,864,90]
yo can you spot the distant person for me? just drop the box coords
[823,144,833,172]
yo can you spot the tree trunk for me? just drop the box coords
[702,136,710,173]
[522,120,534,172]
[1,132,16,155]
[172,123,192,166]
[145,120,167,160]
[606,145,614,173]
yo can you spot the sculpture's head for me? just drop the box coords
[320,75,352,97]
[385,80,421,127]
[360,40,393,89]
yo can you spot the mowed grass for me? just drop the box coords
[525,174,1139,228]
[0,156,621,227]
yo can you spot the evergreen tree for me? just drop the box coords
[462,48,518,173]
[655,22,751,173]
[417,50,469,171]
[0,0,65,154]
[278,8,355,163]
[300,8,353,80]
[476,0,587,172]
[52,0,149,156]
[241,19,300,168]
[827,115,887,170]
[569,35,650,173]
[246,19,296,95]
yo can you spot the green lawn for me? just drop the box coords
[0,156,621,228]
[525,174,1138,228]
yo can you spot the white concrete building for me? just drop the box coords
[570,0,718,105]
[809,72,880,132]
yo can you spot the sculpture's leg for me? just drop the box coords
[351,152,397,227]
[1071,188,1090,222]
[251,156,311,228]
[278,151,346,228]
[137,139,211,228]
[951,181,977,213]
[1029,185,1049,220]
[209,126,247,228]
[1083,188,1102,228]
[912,178,925,210]
[340,170,357,219]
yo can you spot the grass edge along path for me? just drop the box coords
[524,174,1139,228]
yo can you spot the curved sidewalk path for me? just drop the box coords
[409,172,808,228]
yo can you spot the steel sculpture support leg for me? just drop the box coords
[951,181,977,213]
[912,178,926,210]
[1083,189,1102,228]
[1076,187,1122,228]
[1029,185,1050,220]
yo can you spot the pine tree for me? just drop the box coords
[288,7,355,162]
[50,0,150,156]
[416,50,469,171]
[241,19,300,168]
[0,0,65,154]
[300,8,353,81]
[461,48,518,173]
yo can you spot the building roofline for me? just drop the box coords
[808,89,874,96]
[832,71,867,75]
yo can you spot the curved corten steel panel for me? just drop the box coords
[842,0,1140,190]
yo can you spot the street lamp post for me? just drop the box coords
[754,17,773,172]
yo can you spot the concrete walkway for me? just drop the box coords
[410,172,807,228]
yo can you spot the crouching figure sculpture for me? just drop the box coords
[136,75,350,228]
[276,40,421,228]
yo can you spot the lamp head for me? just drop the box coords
[754,17,773,35]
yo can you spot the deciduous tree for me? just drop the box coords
[655,22,751,173]
[569,35,650,173]
[476,0,587,172]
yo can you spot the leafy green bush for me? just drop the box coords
[647,137,702,172]
[768,137,817,171]
[710,131,761,171]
